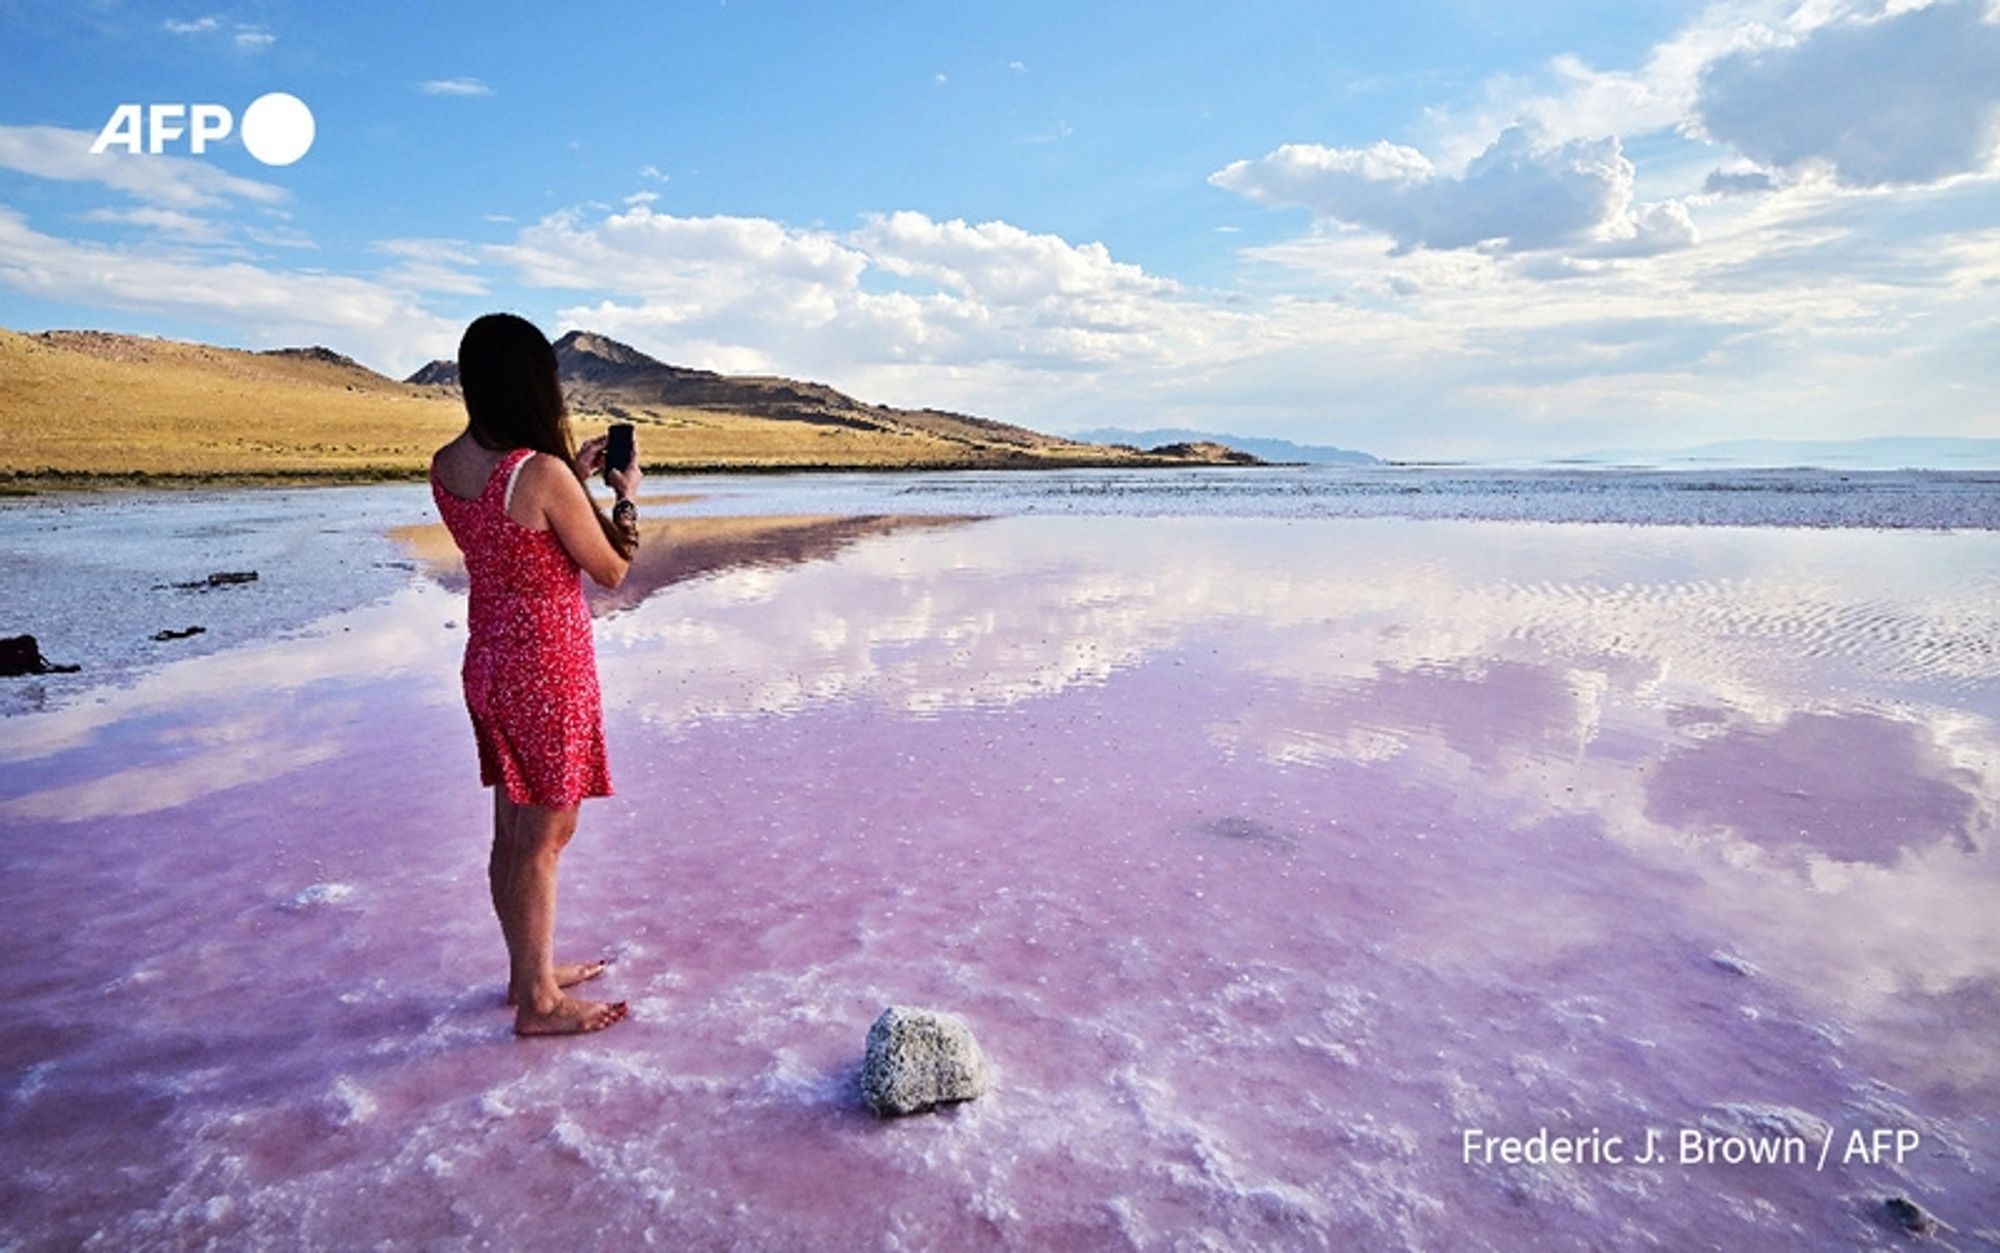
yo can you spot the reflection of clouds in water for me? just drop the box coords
[6,509,1997,1074]
[1210,651,2000,1071]
[1208,658,1597,776]
[885,519,2000,1074]
[3,736,341,822]
[0,585,465,765]
[1647,711,1987,868]
[604,527,1198,728]
[618,514,1997,763]
[588,514,2000,1062]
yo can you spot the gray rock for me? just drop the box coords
[1881,1194,1938,1236]
[861,1006,988,1116]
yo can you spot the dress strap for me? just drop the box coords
[501,449,535,514]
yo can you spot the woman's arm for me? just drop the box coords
[513,454,633,589]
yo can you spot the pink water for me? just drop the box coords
[3,510,1997,1248]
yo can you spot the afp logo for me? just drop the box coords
[89,92,315,166]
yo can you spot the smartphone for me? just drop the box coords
[605,423,635,477]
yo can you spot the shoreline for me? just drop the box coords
[0,456,1272,496]
[7,464,1998,532]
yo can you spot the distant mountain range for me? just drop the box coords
[1571,437,2000,471]
[1067,426,1378,465]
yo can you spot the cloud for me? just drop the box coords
[243,221,317,249]
[420,77,494,97]
[0,207,457,372]
[372,237,489,296]
[480,204,1243,412]
[163,15,270,47]
[80,205,229,243]
[1697,0,2000,188]
[466,183,2000,459]
[1211,126,1694,257]
[1586,199,1699,258]
[0,124,286,210]
[490,207,868,306]
[1409,4,1773,171]
[854,210,1177,303]
[1703,167,1778,196]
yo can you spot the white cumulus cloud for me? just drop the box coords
[1696,0,2000,188]
[476,204,1242,415]
[1211,126,1694,257]
[0,208,457,372]
[853,210,1177,303]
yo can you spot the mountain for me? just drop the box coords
[1571,437,2000,471]
[0,327,463,481]
[405,358,460,387]
[0,325,1257,484]
[1068,426,1377,465]
[410,330,1205,462]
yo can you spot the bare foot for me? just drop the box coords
[514,995,629,1037]
[505,959,609,1007]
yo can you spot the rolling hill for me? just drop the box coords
[0,326,1256,485]
[408,330,1183,464]
[1069,426,1378,465]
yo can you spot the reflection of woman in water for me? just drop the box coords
[430,313,641,1036]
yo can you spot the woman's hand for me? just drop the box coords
[575,435,608,479]
[605,429,641,500]
[606,459,643,502]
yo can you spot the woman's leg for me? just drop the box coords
[491,789,523,966]
[494,789,610,1007]
[499,799,627,1036]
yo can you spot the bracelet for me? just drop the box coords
[611,497,639,551]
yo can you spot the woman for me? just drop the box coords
[430,313,642,1037]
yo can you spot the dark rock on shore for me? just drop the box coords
[1880,1194,1939,1236]
[158,570,259,590]
[861,1006,989,1116]
[0,634,80,676]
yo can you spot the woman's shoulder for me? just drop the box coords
[433,435,515,501]
[511,450,587,509]
[514,449,573,484]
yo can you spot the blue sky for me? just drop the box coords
[2,0,1997,458]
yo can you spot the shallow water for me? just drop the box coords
[2,480,1998,1248]
[658,463,2000,530]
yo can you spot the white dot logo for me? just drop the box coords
[239,92,314,166]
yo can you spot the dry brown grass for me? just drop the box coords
[0,328,1168,487]
[0,329,465,479]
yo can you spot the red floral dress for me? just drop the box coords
[431,447,612,808]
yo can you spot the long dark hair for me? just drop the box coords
[458,313,632,559]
